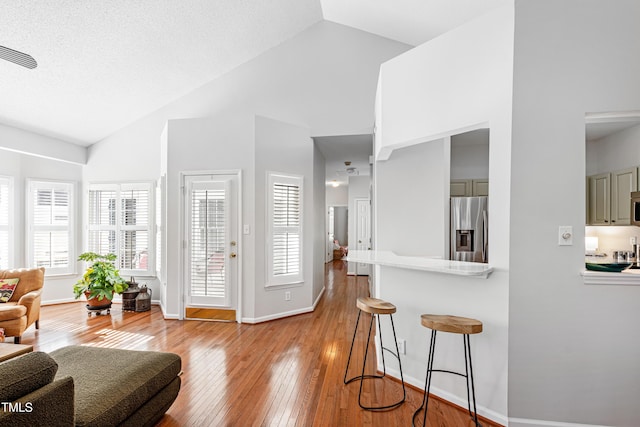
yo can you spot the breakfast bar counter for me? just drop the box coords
[346,250,493,278]
[582,267,640,285]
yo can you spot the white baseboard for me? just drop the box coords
[160,301,179,319]
[509,418,612,427]
[312,287,325,309]
[382,365,508,426]
[242,305,314,324]
[41,298,76,306]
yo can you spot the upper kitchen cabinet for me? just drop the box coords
[611,167,637,225]
[588,173,610,225]
[451,179,489,197]
[587,168,637,226]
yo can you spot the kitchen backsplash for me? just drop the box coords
[586,226,640,258]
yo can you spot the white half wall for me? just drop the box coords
[374,3,514,421]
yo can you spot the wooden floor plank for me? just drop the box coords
[26,260,502,427]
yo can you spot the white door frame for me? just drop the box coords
[179,170,243,322]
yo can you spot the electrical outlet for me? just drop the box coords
[285,291,291,301]
[631,236,638,245]
[398,339,406,355]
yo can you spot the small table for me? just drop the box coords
[0,343,33,363]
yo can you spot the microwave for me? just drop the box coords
[632,192,640,226]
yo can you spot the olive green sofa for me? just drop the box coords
[0,346,181,426]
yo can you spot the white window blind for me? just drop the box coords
[267,173,303,286]
[190,186,226,298]
[0,177,11,270]
[27,180,75,275]
[87,183,154,276]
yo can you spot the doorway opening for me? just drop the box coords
[314,135,373,276]
[181,171,242,322]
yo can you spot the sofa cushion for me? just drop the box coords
[50,345,181,427]
[0,278,19,303]
[0,303,27,321]
[0,351,58,402]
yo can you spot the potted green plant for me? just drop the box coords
[74,252,128,307]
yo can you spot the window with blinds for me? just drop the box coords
[190,188,226,298]
[27,180,75,275]
[267,173,303,286]
[87,183,154,276]
[0,177,11,270]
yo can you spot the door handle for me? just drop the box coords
[230,252,237,258]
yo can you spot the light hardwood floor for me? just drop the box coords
[28,260,501,427]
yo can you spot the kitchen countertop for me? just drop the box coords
[346,250,493,278]
[582,267,640,285]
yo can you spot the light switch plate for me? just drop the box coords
[558,226,573,246]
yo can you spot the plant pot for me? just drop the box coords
[84,291,112,308]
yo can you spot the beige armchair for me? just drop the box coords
[0,267,44,343]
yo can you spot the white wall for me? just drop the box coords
[0,149,83,304]
[450,129,490,180]
[377,141,448,257]
[312,143,326,302]
[509,1,640,425]
[254,115,315,320]
[164,112,255,319]
[586,122,640,175]
[375,4,514,423]
[0,123,86,165]
[333,206,348,245]
[347,175,370,274]
[325,184,348,206]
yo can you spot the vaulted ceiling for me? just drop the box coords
[0,0,508,146]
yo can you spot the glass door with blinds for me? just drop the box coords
[184,174,237,308]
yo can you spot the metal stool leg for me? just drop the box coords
[345,309,406,411]
[357,312,377,409]
[464,334,480,426]
[344,309,362,384]
[412,330,437,427]
[388,314,406,404]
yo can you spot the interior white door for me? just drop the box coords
[355,198,371,276]
[326,206,334,262]
[184,174,238,308]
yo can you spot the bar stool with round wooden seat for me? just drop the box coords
[413,314,483,427]
[344,296,406,411]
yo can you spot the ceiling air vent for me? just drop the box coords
[0,45,37,69]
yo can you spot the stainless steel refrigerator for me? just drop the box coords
[450,196,488,263]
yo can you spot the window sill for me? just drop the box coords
[265,281,304,290]
[44,273,79,279]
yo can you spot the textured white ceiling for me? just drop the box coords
[0,0,506,146]
[320,0,509,46]
[0,0,322,145]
